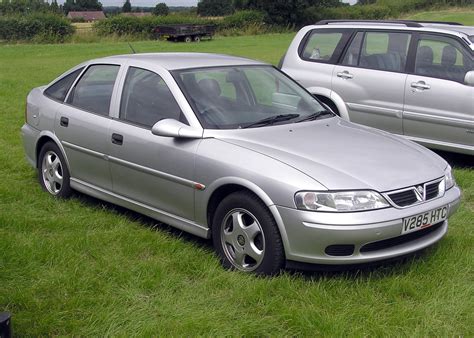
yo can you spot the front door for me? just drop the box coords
[108,66,199,220]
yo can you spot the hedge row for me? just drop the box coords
[0,14,74,42]
[304,0,440,23]
[93,11,267,37]
[94,15,215,37]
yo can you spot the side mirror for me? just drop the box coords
[465,71,474,86]
[151,119,202,139]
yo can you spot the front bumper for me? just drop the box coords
[275,185,461,265]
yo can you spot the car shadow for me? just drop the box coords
[434,150,473,169]
[72,190,439,280]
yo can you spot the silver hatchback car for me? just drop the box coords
[281,20,474,155]
[22,53,461,275]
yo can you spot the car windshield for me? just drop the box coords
[173,65,332,129]
[470,35,474,43]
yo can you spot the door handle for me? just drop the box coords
[60,116,69,127]
[411,81,431,90]
[336,71,353,79]
[111,133,123,145]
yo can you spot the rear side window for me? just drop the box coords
[300,30,349,63]
[67,64,120,116]
[120,67,184,127]
[344,31,411,72]
[44,68,83,102]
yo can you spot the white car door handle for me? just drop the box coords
[336,71,353,79]
[411,81,431,90]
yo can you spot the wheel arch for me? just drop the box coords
[204,178,290,254]
[306,86,350,121]
[35,131,70,170]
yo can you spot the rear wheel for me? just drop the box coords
[212,191,285,275]
[184,36,192,43]
[38,142,72,198]
[194,35,201,43]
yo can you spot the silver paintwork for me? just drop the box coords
[22,53,462,267]
[282,24,474,155]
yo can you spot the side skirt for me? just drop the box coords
[70,177,210,239]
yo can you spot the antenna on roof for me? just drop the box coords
[128,42,136,54]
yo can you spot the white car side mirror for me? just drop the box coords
[151,119,202,139]
[464,71,474,86]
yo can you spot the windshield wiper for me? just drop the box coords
[243,113,300,129]
[296,110,334,123]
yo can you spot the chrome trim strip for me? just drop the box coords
[383,177,444,209]
[62,140,105,159]
[70,177,209,238]
[403,111,473,129]
[346,103,402,118]
[61,141,205,190]
[404,135,474,154]
[108,155,204,190]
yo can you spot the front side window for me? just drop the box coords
[301,31,346,63]
[67,64,120,116]
[354,31,411,72]
[414,34,473,83]
[120,67,184,127]
[44,68,83,102]
[175,66,331,129]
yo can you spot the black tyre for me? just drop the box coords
[38,142,72,198]
[194,35,201,43]
[212,191,285,275]
[184,36,192,43]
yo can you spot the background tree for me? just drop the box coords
[122,0,132,13]
[197,0,234,17]
[153,3,169,16]
[63,0,103,14]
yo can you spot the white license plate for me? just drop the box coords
[402,206,448,235]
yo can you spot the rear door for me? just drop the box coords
[403,33,474,151]
[332,30,412,134]
[55,63,121,190]
[283,28,352,92]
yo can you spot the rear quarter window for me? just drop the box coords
[299,30,351,64]
[44,68,83,102]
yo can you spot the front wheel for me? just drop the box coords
[38,142,72,198]
[212,191,285,275]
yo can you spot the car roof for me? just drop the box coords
[99,52,268,70]
[306,22,474,50]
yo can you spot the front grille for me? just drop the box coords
[360,221,444,253]
[425,182,440,200]
[325,244,355,256]
[385,178,443,208]
[388,190,418,207]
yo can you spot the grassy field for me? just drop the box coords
[0,33,473,335]
[403,6,474,25]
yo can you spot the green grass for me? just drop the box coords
[403,7,474,25]
[0,34,473,335]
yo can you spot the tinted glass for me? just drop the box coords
[120,67,184,127]
[415,35,473,83]
[68,64,120,116]
[342,32,364,66]
[302,32,344,62]
[359,32,411,72]
[176,66,329,129]
[44,68,83,102]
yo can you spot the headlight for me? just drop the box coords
[295,190,390,212]
[444,165,455,190]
